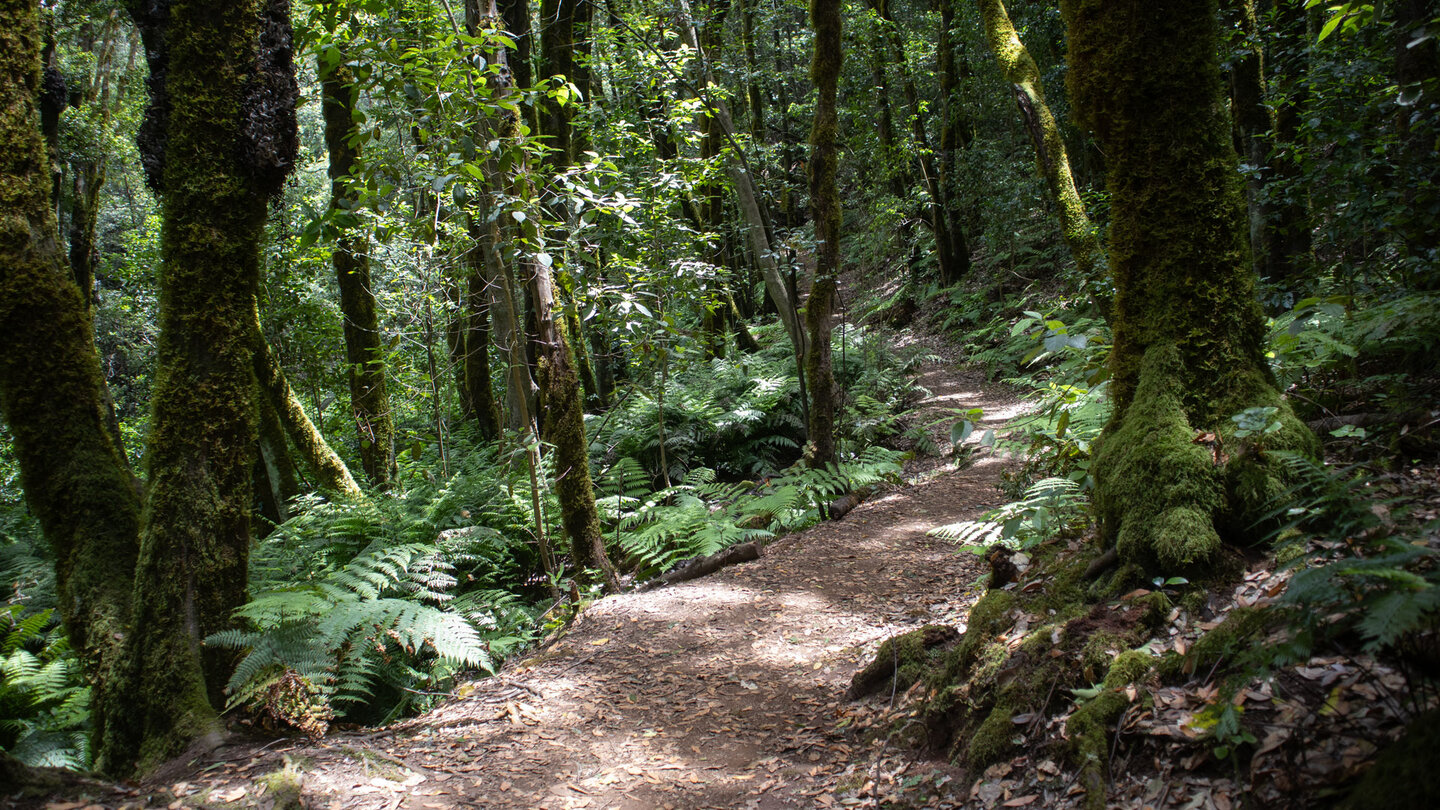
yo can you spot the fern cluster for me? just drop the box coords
[1265,453,1440,680]
[589,322,927,486]
[599,448,904,579]
[216,443,549,729]
[928,476,1092,554]
[1,607,90,769]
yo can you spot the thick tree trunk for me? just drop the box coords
[1063,0,1316,573]
[104,0,300,776]
[806,0,842,467]
[977,0,1104,306]
[321,52,396,488]
[0,0,141,768]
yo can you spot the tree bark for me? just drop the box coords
[251,302,364,500]
[806,0,842,467]
[321,45,395,488]
[1063,0,1317,574]
[977,0,1104,307]
[0,0,141,768]
[103,0,300,775]
[869,0,969,285]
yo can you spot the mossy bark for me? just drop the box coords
[805,0,842,467]
[1062,0,1318,574]
[101,0,300,776]
[0,0,141,766]
[977,0,1105,307]
[252,302,363,501]
[533,263,619,591]
[321,49,395,488]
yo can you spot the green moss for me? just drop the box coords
[1093,344,1226,571]
[1068,689,1131,810]
[1063,0,1321,579]
[1185,606,1273,674]
[257,759,306,810]
[0,0,143,773]
[1102,650,1153,688]
[966,701,1020,769]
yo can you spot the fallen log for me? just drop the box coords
[638,541,762,591]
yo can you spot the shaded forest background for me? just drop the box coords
[2,0,1437,802]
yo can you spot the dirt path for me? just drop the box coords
[155,364,1022,810]
[17,362,1025,810]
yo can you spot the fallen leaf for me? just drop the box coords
[1003,796,1039,806]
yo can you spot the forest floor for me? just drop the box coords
[15,316,1438,809]
[12,331,1044,810]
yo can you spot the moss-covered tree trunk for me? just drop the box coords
[977,0,1104,304]
[805,0,841,468]
[1062,0,1316,574]
[252,302,363,500]
[0,0,142,764]
[532,258,620,591]
[321,43,395,489]
[100,0,299,776]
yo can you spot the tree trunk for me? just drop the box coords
[321,45,395,488]
[740,0,765,139]
[806,0,842,467]
[1266,0,1314,289]
[252,302,364,500]
[532,257,620,590]
[539,0,575,168]
[674,0,809,366]
[103,0,300,775]
[1223,0,1276,282]
[977,0,1104,307]
[1063,0,1317,574]
[463,239,504,439]
[1392,0,1440,286]
[869,0,968,285]
[0,0,141,768]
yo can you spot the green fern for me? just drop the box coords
[211,540,512,727]
[0,606,90,769]
[929,476,1090,552]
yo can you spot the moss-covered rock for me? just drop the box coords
[1068,688,1132,810]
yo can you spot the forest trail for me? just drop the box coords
[122,363,1027,810]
